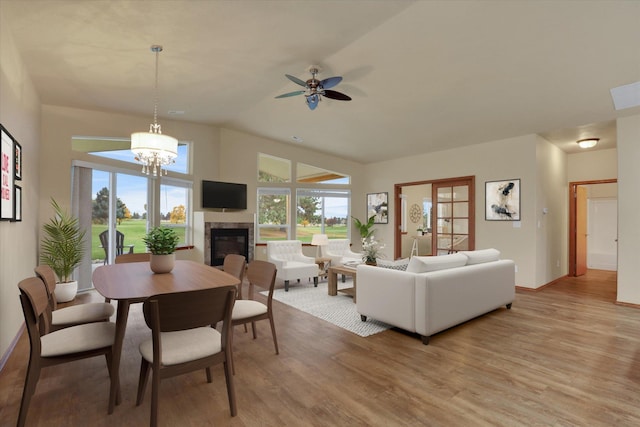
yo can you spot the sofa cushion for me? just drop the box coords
[460,248,501,265]
[406,253,468,273]
[376,258,410,271]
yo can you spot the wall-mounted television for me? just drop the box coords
[202,180,247,210]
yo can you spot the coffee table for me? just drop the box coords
[328,264,358,302]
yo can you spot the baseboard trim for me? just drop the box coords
[615,301,640,309]
[0,323,24,373]
[515,275,569,292]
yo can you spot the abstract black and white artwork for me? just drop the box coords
[485,179,520,221]
[367,192,388,224]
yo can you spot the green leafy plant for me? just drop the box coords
[351,215,376,239]
[40,198,86,283]
[142,226,180,255]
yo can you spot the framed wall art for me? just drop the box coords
[485,179,520,221]
[14,185,22,222]
[14,140,22,180]
[1,124,15,221]
[367,192,388,224]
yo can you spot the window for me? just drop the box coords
[258,153,291,183]
[160,178,192,245]
[73,137,190,174]
[296,189,350,243]
[297,162,350,184]
[257,188,290,241]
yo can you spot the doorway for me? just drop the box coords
[568,179,617,277]
[394,176,475,259]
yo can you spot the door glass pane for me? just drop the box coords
[453,202,468,217]
[116,173,148,254]
[437,187,452,202]
[91,170,110,265]
[453,185,468,201]
[452,218,468,234]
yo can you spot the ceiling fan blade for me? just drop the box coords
[323,90,351,101]
[320,76,342,89]
[275,90,305,99]
[306,94,319,110]
[285,74,308,88]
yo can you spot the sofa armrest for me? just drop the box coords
[267,255,287,270]
[293,254,315,264]
[356,265,416,332]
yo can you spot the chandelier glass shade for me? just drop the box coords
[131,45,177,176]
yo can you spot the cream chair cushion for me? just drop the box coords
[52,303,115,326]
[232,300,267,319]
[139,327,222,366]
[40,322,115,357]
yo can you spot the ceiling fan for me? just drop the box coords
[275,66,352,110]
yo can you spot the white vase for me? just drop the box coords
[54,280,78,303]
[150,253,176,274]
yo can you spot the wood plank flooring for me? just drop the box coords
[2,269,640,426]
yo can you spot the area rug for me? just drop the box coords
[262,280,391,337]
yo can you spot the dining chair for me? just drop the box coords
[99,229,134,264]
[17,276,117,427]
[223,254,248,333]
[136,285,238,426]
[230,260,278,374]
[34,265,114,332]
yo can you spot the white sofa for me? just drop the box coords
[267,240,319,292]
[325,239,362,266]
[356,249,515,344]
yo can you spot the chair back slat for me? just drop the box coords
[143,286,237,333]
[18,277,51,344]
[246,260,277,302]
[223,254,246,299]
[34,265,57,308]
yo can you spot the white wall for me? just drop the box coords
[0,11,41,360]
[568,148,617,182]
[616,114,640,304]
[362,134,559,288]
[535,136,568,286]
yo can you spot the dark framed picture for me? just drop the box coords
[14,140,22,180]
[1,124,15,221]
[13,185,22,222]
[485,179,520,221]
[367,192,388,224]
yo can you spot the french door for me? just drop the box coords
[73,165,150,291]
[432,177,474,255]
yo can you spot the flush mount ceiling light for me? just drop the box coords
[577,138,599,149]
[131,45,178,176]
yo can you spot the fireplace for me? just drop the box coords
[210,228,249,266]
[203,219,254,267]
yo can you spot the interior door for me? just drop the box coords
[576,186,588,276]
[433,177,474,255]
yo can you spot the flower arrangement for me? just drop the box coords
[362,236,384,265]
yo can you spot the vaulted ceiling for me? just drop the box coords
[2,0,638,163]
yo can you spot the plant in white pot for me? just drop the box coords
[40,199,86,302]
[143,226,180,273]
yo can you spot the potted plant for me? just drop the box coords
[362,236,384,265]
[352,215,376,239]
[142,226,180,273]
[40,198,86,302]
[416,227,424,236]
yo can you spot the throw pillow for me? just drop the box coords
[376,258,410,271]
[406,253,468,273]
[460,248,501,265]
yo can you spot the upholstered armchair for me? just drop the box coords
[266,240,319,292]
[325,239,362,266]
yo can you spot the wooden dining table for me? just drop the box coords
[92,260,241,414]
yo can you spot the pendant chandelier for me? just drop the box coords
[131,45,178,176]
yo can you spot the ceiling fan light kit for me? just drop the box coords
[276,66,352,110]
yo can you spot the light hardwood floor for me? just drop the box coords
[2,269,639,426]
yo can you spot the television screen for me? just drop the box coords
[202,180,247,210]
